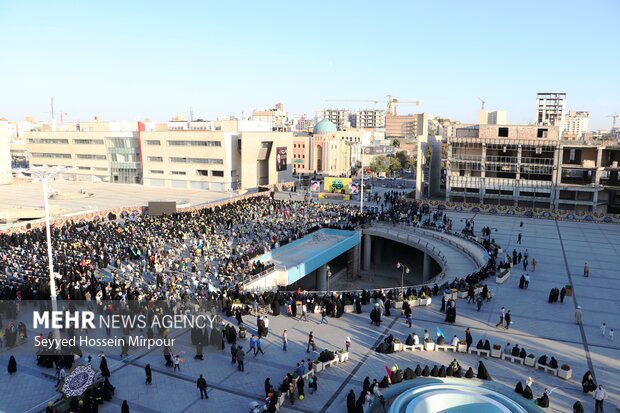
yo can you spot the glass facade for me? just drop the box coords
[106,137,142,184]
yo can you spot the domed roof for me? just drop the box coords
[313,118,337,134]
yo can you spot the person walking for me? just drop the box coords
[301,304,308,321]
[560,287,566,303]
[504,310,512,330]
[475,294,483,312]
[321,308,328,324]
[495,307,505,328]
[345,337,351,352]
[173,355,181,372]
[236,345,245,372]
[248,335,256,355]
[593,384,607,413]
[121,400,130,413]
[307,331,315,353]
[517,233,522,244]
[584,262,589,277]
[255,337,265,356]
[575,306,583,324]
[55,367,66,387]
[282,330,288,351]
[231,342,238,364]
[524,274,530,289]
[145,364,152,385]
[465,328,473,351]
[197,374,209,399]
[531,258,537,272]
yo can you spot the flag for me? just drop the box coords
[384,365,392,384]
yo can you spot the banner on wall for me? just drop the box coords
[276,147,287,171]
[324,177,352,194]
[310,180,321,192]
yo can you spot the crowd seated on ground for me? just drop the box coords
[0,196,373,303]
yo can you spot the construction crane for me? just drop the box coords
[607,112,619,130]
[325,95,420,116]
[478,97,486,110]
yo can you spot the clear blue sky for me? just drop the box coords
[1,0,619,129]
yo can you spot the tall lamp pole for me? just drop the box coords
[326,265,332,295]
[30,166,70,342]
[396,262,410,298]
[360,146,364,212]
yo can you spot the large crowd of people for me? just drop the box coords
[0,196,372,304]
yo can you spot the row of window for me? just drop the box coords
[145,140,222,147]
[149,169,224,177]
[27,138,106,145]
[147,156,223,164]
[77,166,109,171]
[30,153,107,160]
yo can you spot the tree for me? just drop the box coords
[369,156,390,174]
[392,139,401,147]
[395,151,415,170]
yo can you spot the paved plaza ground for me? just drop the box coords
[0,211,619,412]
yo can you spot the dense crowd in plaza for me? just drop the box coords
[0,190,613,413]
[0,196,372,303]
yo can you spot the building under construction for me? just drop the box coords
[446,123,620,213]
[447,124,559,208]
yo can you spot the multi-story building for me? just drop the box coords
[446,124,560,208]
[252,103,288,131]
[292,119,378,176]
[24,119,293,191]
[139,128,292,191]
[556,143,620,213]
[562,111,589,140]
[25,126,141,184]
[536,92,567,132]
[446,122,620,213]
[385,113,429,138]
[322,109,351,130]
[352,109,385,129]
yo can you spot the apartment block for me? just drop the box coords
[385,113,429,138]
[322,109,351,130]
[563,111,589,140]
[351,109,385,129]
[536,92,567,132]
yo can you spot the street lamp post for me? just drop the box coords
[360,146,364,212]
[30,166,70,342]
[396,262,410,299]
[326,265,332,295]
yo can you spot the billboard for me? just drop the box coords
[324,177,352,194]
[310,180,321,192]
[276,147,287,171]
[348,181,359,194]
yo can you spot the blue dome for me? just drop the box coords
[313,118,337,134]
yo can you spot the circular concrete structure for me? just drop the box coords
[372,378,544,413]
[389,383,527,413]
